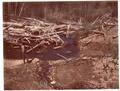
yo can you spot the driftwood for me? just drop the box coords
[3,22,24,27]
[3,14,117,63]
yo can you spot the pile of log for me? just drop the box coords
[4,13,117,47]
[3,17,81,53]
[3,18,74,63]
[3,13,117,63]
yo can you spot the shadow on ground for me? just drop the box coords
[4,41,80,61]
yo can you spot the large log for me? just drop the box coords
[3,22,24,27]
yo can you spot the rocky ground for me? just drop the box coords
[4,26,119,90]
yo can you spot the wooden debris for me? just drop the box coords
[3,14,117,63]
[56,53,69,61]
[3,22,24,27]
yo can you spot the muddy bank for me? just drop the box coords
[4,55,118,90]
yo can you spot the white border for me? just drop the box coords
[0,0,3,91]
[117,0,120,90]
[2,0,118,2]
[0,0,119,91]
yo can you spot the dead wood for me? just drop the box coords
[3,14,117,54]
[26,43,42,53]
[56,53,69,61]
[3,22,24,27]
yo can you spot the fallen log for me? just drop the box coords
[8,31,64,38]
[3,22,24,27]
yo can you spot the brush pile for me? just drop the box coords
[3,13,117,52]
[4,16,84,52]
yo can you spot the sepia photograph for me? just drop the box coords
[3,1,119,90]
